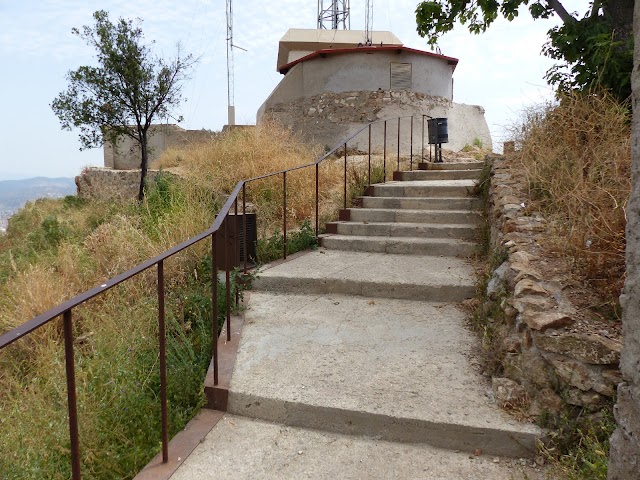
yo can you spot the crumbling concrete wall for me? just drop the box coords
[104,125,217,170]
[608,2,640,477]
[258,90,491,154]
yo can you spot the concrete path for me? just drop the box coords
[170,162,546,479]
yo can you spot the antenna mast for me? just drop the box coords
[225,0,247,126]
[317,0,351,29]
[365,0,373,45]
[226,0,235,125]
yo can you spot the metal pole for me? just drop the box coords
[383,121,387,183]
[421,115,425,162]
[315,164,319,239]
[242,184,247,274]
[410,116,414,171]
[234,197,239,307]
[343,143,347,209]
[225,217,231,342]
[211,233,218,386]
[157,261,169,463]
[397,117,400,172]
[63,309,81,480]
[368,124,371,185]
[283,172,287,259]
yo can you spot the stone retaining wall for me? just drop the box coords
[258,90,491,153]
[485,152,623,417]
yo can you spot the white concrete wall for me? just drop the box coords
[259,51,453,116]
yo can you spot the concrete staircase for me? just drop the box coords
[169,162,546,479]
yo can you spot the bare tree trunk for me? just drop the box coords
[608,0,640,477]
[138,130,148,202]
[547,0,575,23]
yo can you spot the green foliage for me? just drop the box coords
[62,195,88,209]
[540,407,616,479]
[51,10,194,200]
[256,219,317,263]
[415,0,633,101]
[545,15,633,101]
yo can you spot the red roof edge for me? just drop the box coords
[278,45,459,74]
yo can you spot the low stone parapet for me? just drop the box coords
[75,167,176,201]
[484,154,622,417]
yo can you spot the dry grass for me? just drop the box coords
[1,121,396,478]
[152,122,399,235]
[510,92,631,309]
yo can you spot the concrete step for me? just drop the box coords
[253,249,476,302]
[320,235,476,256]
[360,195,482,210]
[419,161,485,170]
[395,169,482,181]
[370,180,476,198]
[326,221,478,240]
[346,208,482,225]
[171,415,547,479]
[225,292,543,458]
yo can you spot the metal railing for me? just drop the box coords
[0,113,433,478]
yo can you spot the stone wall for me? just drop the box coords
[75,167,176,201]
[608,1,640,476]
[104,125,218,170]
[484,153,623,419]
[258,90,491,154]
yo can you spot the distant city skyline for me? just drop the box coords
[0,0,581,180]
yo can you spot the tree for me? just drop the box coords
[52,10,194,201]
[415,0,634,101]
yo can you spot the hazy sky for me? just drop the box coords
[0,0,582,180]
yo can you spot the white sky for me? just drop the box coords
[0,0,583,180]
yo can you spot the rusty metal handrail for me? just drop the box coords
[0,113,427,479]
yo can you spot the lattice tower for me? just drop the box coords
[317,0,351,29]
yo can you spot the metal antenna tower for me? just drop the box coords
[364,0,373,45]
[225,0,246,126]
[317,0,351,29]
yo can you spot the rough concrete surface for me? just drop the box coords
[319,234,475,256]
[360,196,482,211]
[331,221,478,240]
[609,0,640,475]
[252,249,476,301]
[227,292,541,457]
[370,180,476,198]
[171,415,547,480]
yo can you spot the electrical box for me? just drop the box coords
[214,213,257,271]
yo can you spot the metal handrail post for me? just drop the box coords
[283,172,287,259]
[63,309,81,480]
[397,117,400,172]
[157,261,169,463]
[211,233,218,386]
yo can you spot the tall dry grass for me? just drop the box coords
[511,92,631,309]
[152,122,391,235]
[1,121,389,478]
